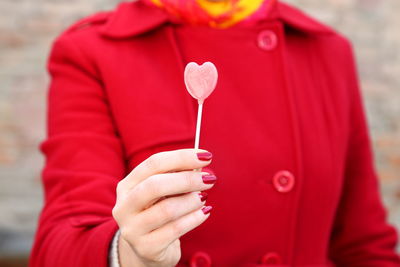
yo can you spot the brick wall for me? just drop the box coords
[0,0,398,260]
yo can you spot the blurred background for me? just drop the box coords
[0,0,399,266]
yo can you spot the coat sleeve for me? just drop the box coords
[30,32,126,267]
[328,41,400,266]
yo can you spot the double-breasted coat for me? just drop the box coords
[30,0,400,266]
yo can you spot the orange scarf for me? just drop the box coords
[141,0,277,28]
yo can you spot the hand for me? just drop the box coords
[112,148,216,267]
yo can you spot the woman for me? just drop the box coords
[30,0,400,266]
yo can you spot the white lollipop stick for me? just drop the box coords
[194,102,203,149]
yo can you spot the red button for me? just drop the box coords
[190,251,212,267]
[257,30,278,51]
[273,170,295,193]
[261,252,282,265]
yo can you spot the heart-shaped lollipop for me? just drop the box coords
[184,62,218,104]
[184,62,218,151]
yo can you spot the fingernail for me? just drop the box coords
[197,152,213,161]
[202,174,217,184]
[198,192,208,202]
[202,206,213,215]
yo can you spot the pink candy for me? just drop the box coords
[184,62,218,104]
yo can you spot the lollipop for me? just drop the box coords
[184,62,218,150]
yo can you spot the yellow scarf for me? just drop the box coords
[142,0,276,28]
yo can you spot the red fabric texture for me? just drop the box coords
[30,1,400,266]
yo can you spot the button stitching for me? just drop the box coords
[190,251,212,267]
[272,170,295,193]
[257,30,278,51]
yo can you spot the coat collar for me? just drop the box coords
[98,0,334,39]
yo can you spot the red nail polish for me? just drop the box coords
[198,192,208,202]
[202,206,212,215]
[202,174,217,184]
[197,152,213,161]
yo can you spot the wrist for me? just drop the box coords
[119,234,148,267]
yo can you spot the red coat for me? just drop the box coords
[30,1,400,266]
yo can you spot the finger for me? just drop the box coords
[134,191,207,234]
[123,170,216,214]
[121,148,213,191]
[144,206,212,252]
